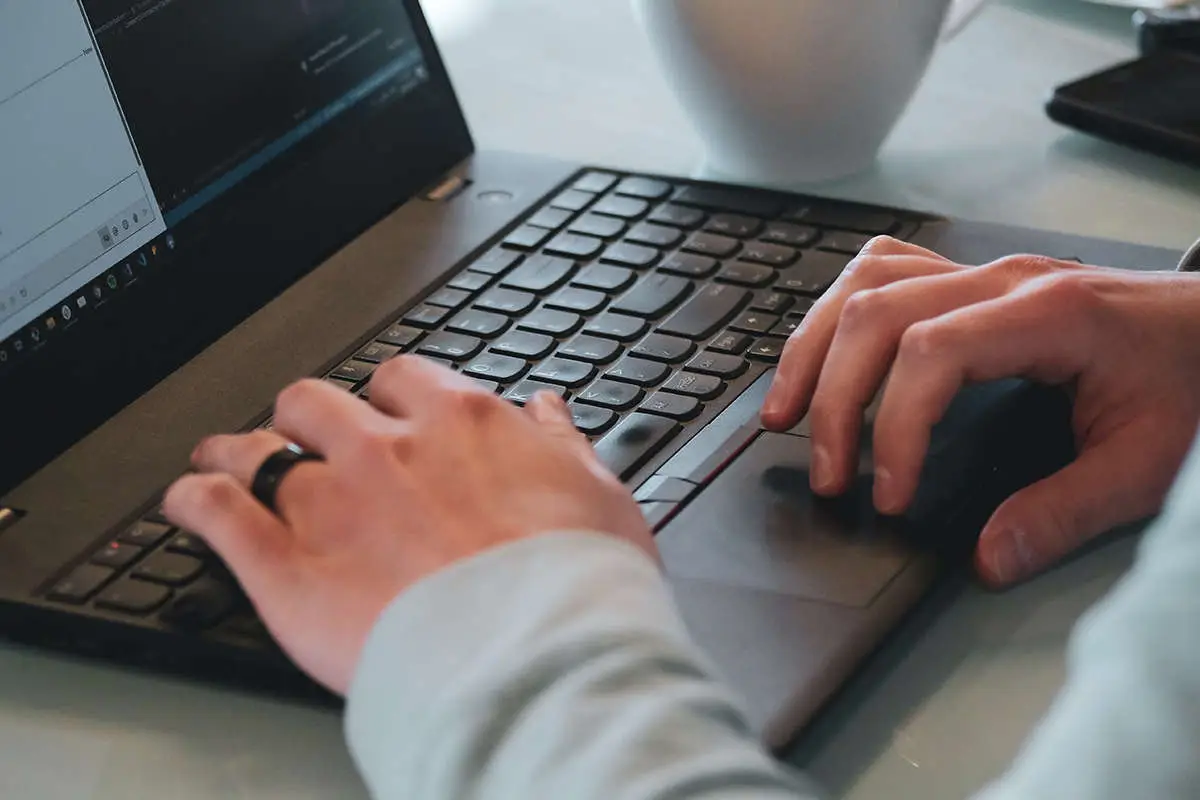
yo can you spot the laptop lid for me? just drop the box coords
[0,0,473,493]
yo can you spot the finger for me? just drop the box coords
[872,280,1096,514]
[163,473,292,595]
[526,392,594,460]
[191,430,331,520]
[806,267,1007,495]
[761,249,961,430]
[272,378,391,461]
[975,421,1181,587]
[367,355,490,420]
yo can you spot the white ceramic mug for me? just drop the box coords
[632,0,990,185]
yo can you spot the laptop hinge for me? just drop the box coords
[422,173,472,203]
[0,507,24,535]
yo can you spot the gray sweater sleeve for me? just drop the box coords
[343,445,1200,799]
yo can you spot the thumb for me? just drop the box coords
[975,425,1174,588]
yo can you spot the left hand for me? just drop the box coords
[164,356,655,695]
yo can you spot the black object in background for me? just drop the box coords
[1046,49,1200,168]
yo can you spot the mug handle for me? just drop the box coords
[940,0,991,41]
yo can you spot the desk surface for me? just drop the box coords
[5,2,1200,798]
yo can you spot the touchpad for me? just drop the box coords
[656,433,915,608]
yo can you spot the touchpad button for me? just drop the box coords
[657,433,914,608]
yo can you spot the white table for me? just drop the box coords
[4,2,1199,797]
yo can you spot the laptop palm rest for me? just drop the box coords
[657,433,913,608]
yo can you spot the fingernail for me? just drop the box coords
[811,446,834,492]
[874,467,899,514]
[988,529,1036,584]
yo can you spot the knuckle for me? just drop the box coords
[1029,272,1102,318]
[185,473,244,514]
[857,235,906,258]
[897,321,948,362]
[452,385,505,422]
[986,253,1059,282]
[838,288,887,331]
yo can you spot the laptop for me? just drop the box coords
[0,1,1181,750]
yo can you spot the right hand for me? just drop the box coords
[760,237,1200,587]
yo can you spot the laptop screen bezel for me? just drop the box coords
[0,0,474,494]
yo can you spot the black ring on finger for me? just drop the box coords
[251,444,324,515]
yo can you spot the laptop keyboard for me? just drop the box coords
[41,170,925,636]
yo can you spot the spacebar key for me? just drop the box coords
[594,414,681,481]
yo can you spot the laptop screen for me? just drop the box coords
[1,0,430,353]
[0,0,472,491]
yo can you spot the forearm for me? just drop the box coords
[344,533,821,800]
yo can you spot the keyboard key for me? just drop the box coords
[96,579,172,614]
[447,309,510,338]
[606,357,671,387]
[501,255,576,294]
[48,565,115,604]
[819,230,874,255]
[492,331,557,360]
[657,285,749,339]
[569,404,618,435]
[470,249,523,276]
[630,333,694,363]
[593,195,650,219]
[505,380,567,405]
[377,323,424,348]
[761,222,820,247]
[671,186,784,218]
[773,251,851,296]
[649,204,706,229]
[770,318,802,338]
[463,353,528,383]
[527,206,573,230]
[685,352,748,379]
[569,213,627,239]
[418,332,484,361]
[91,542,142,569]
[472,379,502,394]
[144,504,170,524]
[325,377,357,392]
[614,177,673,200]
[403,304,452,329]
[559,335,622,364]
[545,233,604,259]
[791,205,898,235]
[705,213,763,238]
[133,553,206,587]
[750,291,795,314]
[531,358,597,388]
[640,392,703,421]
[729,311,780,335]
[476,288,537,316]
[119,521,172,548]
[601,242,659,268]
[504,225,553,251]
[576,380,644,411]
[331,359,376,384]
[748,337,787,362]
[426,287,473,310]
[545,287,607,314]
[682,231,740,258]
[740,242,799,267]
[159,578,238,630]
[658,252,718,278]
[625,223,683,249]
[584,313,649,342]
[708,331,753,355]
[550,189,595,212]
[355,341,401,364]
[663,372,726,400]
[612,275,692,319]
[593,414,681,480]
[572,264,636,293]
[574,172,619,193]
[518,308,582,336]
[167,532,211,557]
[717,262,776,288]
[449,271,493,293]
[634,476,698,504]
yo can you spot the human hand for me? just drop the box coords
[761,237,1200,587]
[163,357,655,694]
